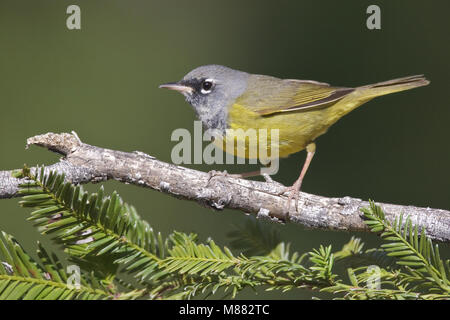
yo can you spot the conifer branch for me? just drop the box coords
[2,170,449,300]
[1,132,449,242]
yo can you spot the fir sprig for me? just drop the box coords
[0,168,448,299]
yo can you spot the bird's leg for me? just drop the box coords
[206,169,262,188]
[234,169,285,188]
[234,170,263,179]
[210,165,281,182]
[207,169,260,180]
[282,143,316,215]
[208,157,275,181]
[207,167,281,186]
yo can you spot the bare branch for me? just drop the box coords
[1,132,449,242]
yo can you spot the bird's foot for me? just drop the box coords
[207,169,242,180]
[277,179,303,219]
[207,170,227,184]
[206,170,241,187]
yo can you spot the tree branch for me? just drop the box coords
[1,132,449,242]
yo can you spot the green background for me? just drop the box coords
[0,1,449,299]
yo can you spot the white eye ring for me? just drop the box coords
[201,78,215,94]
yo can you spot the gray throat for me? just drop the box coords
[195,106,228,134]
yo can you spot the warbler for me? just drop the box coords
[160,65,429,212]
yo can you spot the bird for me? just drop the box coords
[159,64,429,215]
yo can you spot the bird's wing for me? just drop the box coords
[235,76,354,116]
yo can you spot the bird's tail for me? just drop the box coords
[325,75,429,126]
[357,75,430,99]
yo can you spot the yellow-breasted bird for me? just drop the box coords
[160,65,429,213]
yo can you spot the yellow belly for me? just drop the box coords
[216,97,363,160]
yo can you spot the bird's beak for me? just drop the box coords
[159,82,193,95]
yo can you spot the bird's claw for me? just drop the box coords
[206,170,242,187]
[277,181,302,219]
[206,170,228,186]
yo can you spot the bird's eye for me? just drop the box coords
[201,79,214,94]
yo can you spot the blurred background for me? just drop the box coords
[0,0,449,299]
